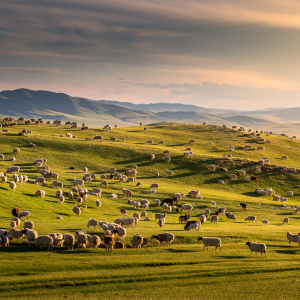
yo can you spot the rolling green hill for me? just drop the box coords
[1,121,300,299]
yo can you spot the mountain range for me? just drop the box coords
[0,88,299,135]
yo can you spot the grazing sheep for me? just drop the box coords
[163,150,170,156]
[188,139,195,144]
[285,191,293,197]
[51,180,63,189]
[240,202,247,210]
[238,170,246,176]
[200,215,207,224]
[90,235,101,248]
[207,165,216,172]
[9,229,24,243]
[151,233,175,246]
[187,222,200,231]
[287,232,299,245]
[150,183,159,189]
[295,207,300,213]
[158,218,165,227]
[120,208,127,216]
[210,215,218,224]
[22,229,38,246]
[188,190,200,197]
[122,188,133,197]
[165,169,173,176]
[282,155,288,159]
[246,242,267,258]
[10,220,16,229]
[121,218,135,227]
[217,179,224,184]
[245,216,257,223]
[73,179,84,187]
[76,231,88,249]
[179,215,190,223]
[72,206,81,216]
[155,213,166,221]
[19,211,30,220]
[23,221,34,230]
[162,156,171,162]
[12,217,20,227]
[146,140,153,144]
[114,239,124,249]
[87,219,98,230]
[148,189,156,194]
[35,189,45,198]
[181,204,193,212]
[226,212,236,222]
[130,233,143,248]
[6,166,20,174]
[63,234,75,250]
[155,199,161,207]
[150,154,155,161]
[228,174,237,180]
[283,217,289,225]
[210,201,216,207]
[13,148,20,154]
[198,237,222,251]
[261,219,269,225]
[204,209,210,217]
[9,181,16,191]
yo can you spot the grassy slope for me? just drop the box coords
[1,122,300,299]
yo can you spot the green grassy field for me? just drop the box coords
[1,122,300,299]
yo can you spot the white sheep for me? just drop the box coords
[245,216,257,223]
[151,233,175,246]
[283,217,289,225]
[181,204,193,212]
[246,242,267,257]
[198,237,222,251]
[261,219,269,225]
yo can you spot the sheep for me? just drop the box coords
[130,233,143,248]
[240,202,247,210]
[295,207,300,213]
[204,209,210,217]
[158,141,164,145]
[9,181,16,191]
[162,156,171,162]
[146,140,153,144]
[238,170,246,176]
[261,219,269,225]
[150,183,159,189]
[165,169,173,176]
[19,211,30,220]
[12,217,20,227]
[23,220,34,230]
[187,222,200,231]
[100,180,108,187]
[51,180,63,189]
[0,154,4,161]
[282,155,288,159]
[287,232,299,245]
[92,188,102,196]
[210,215,218,224]
[150,154,155,161]
[181,204,193,212]
[76,231,88,249]
[21,229,38,246]
[283,217,289,225]
[151,233,175,246]
[200,215,207,224]
[163,150,170,156]
[246,216,257,223]
[148,189,156,194]
[158,218,165,227]
[87,219,98,230]
[188,139,195,144]
[10,220,16,229]
[122,188,133,197]
[133,213,140,220]
[35,189,45,198]
[9,229,24,243]
[155,213,166,221]
[121,218,135,227]
[143,203,149,211]
[6,166,20,173]
[226,213,236,222]
[286,191,293,197]
[90,235,101,248]
[210,201,216,207]
[155,199,161,207]
[246,242,267,257]
[72,206,81,216]
[13,148,20,154]
[188,190,200,197]
[56,189,63,198]
[198,237,222,251]
[63,234,75,250]
[207,165,216,172]
[179,215,190,223]
[228,174,237,180]
[73,179,84,187]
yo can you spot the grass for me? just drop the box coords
[1,121,300,299]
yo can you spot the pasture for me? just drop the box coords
[1,121,300,299]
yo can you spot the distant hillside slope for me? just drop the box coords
[1,88,300,135]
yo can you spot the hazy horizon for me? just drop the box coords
[1,0,300,110]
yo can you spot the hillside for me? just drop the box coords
[1,121,300,298]
[2,89,300,135]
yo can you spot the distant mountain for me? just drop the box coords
[1,88,300,135]
[81,98,238,116]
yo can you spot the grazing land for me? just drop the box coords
[1,121,300,299]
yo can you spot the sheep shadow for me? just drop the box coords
[165,248,196,253]
[275,250,299,254]
[218,255,246,259]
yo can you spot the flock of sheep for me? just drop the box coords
[0,118,300,257]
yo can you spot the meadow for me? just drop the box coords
[1,121,300,299]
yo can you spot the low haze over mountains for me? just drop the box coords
[1,88,300,135]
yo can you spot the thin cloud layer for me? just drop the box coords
[0,0,299,109]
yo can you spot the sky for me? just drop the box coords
[0,0,300,110]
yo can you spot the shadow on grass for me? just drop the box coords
[275,250,299,254]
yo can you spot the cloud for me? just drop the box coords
[0,67,64,74]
